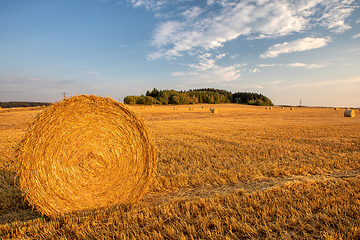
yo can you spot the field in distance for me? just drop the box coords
[1,104,360,239]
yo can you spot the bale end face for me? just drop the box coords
[16,95,156,216]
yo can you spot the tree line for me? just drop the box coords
[124,88,273,106]
[0,101,52,108]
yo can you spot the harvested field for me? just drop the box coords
[1,104,360,239]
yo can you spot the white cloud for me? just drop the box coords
[148,0,356,59]
[260,37,331,58]
[250,68,260,73]
[258,63,282,67]
[258,61,329,69]
[352,33,360,39]
[181,6,203,19]
[215,53,227,60]
[126,0,167,11]
[151,21,182,48]
[171,53,242,84]
[319,0,354,33]
[287,62,330,69]
[253,84,264,89]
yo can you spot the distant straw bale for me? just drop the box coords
[290,107,294,110]
[211,108,217,113]
[189,107,194,111]
[344,109,355,117]
[173,106,178,110]
[16,95,156,216]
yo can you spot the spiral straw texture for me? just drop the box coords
[16,95,156,216]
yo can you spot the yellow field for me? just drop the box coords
[1,104,360,239]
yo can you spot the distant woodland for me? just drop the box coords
[124,88,274,106]
[1,89,273,108]
[0,102,51,108]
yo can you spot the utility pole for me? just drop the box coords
[62,92,67,99]
[300,99,302,107]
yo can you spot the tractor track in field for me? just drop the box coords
[1,168,359,225]
[141,168,360,206]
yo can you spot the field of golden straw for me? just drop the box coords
[1,103,359,239]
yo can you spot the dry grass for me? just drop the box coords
[1,104,360,239]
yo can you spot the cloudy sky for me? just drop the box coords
[1,0,360,107]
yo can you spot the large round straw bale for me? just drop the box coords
[16,95,156,216]
[211,108,217,113]
[344,109,355,117]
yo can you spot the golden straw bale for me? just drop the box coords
[211,108,217,113]
[344,109,355,117]
[16,95,156,216]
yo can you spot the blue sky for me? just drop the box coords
[1,0,360,107]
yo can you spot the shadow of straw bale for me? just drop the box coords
[0,169,42,224]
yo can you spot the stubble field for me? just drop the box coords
[0,104,359,239]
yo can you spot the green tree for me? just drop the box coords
[123,96,138,105]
